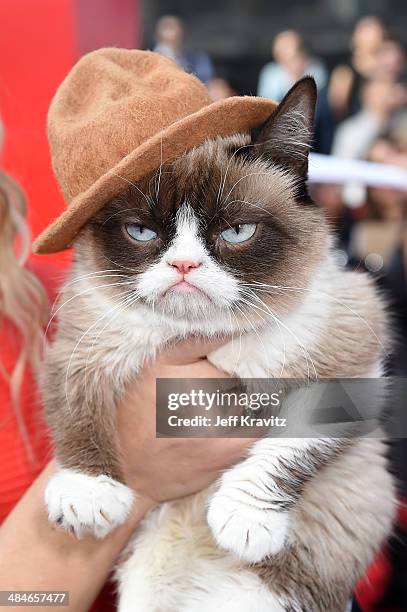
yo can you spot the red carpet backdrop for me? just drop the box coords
[0,0,140,265]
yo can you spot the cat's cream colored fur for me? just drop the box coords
[44,248,395,611]
[42,79,396,611]
[118,438,393,612]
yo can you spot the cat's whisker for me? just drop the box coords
[238,293,317,381]
[99,252,144,274]
[252,297,315,382]
[100,208,146,226]
[224,199,279,220]
[240,281,389,357]
[113,173,155,209]
[83,290,140,407]
[271,315,287,379]
[221,172,278,207]
[48,270,128,316]
[216,134,306,214]
[63,270,129,288]
[233,299,273,376]
[226,305,244,367]
[83,298,135,408]
[239,288,287,378]
[43,279,136,349]
[66,289,137,414]
[84,291,138,365]
[216,141,254,207]
[238,288,284,373]
[155,136,163,201]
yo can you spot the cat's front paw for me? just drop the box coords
[207,488,289,563]
[45,469,134,538]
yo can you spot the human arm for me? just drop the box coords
[0,461,152,612]
[0,338,254,611]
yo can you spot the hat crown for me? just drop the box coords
[48,48,211,202]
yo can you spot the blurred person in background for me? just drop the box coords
[331,40,406,222]
[257,29,334,153]
[375,38,406,83]
[257,29,327,101]
[153,15,214,84]
[310,182,354,255]
[207,77,236,101]
[369,124,407,169]
[328,16,387,121]
[367,135,407,221]
[332,77,407,161]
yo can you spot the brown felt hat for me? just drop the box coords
[33,48,277,254]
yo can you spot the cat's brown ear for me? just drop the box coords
[252,76,317,179]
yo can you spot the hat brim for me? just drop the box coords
[33,95,277,254]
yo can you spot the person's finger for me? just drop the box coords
[158,334,232,365]
[156,359,230,379]
[168,437,257,463]
[201,437,258,467]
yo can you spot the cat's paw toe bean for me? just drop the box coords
[207,489,289,563]
[45,469,134,538]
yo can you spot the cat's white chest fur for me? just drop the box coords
[116,492,286,612]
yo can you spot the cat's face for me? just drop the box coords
[80,78,329,327]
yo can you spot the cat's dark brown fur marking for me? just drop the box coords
[42,78,395,610]
[85,134,327,319]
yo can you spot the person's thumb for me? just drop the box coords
[159,334,232,365]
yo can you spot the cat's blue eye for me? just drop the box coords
[220,223,257,244]
[125,223,158,242]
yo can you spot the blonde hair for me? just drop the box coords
[0,167,49,462]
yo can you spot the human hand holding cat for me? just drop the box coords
[117,336,256,504]
[45,336,256,539]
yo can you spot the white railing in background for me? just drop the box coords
[309,153,407,191]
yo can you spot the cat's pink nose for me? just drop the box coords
[170,259,201,274]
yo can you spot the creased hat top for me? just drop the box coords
[48,48,212,202]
